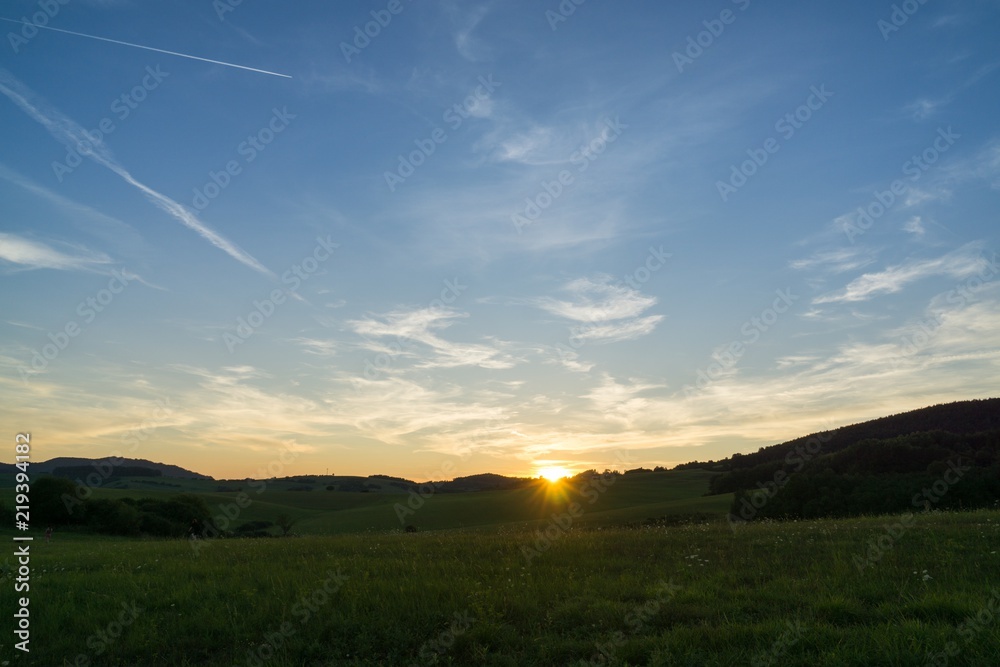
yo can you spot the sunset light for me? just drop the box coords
[537,466,571,483]
[2,1,999,663]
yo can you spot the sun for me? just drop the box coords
[537,466,571,483]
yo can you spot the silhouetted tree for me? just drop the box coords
[275,513,296,536]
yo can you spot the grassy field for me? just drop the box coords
[23,469,731,535]
[3,470,999,665]
[3,508,999,666]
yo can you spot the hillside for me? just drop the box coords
[677,398,999,478]
[0,456,213,479]
[2,468,728,537]
[691,399,1000,521]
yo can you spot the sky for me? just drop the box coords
[1,0,998,481]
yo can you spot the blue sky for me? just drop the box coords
[1,0,998,480]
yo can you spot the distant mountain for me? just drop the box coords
[0,457,212,480]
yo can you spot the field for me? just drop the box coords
[3,470,1000,666]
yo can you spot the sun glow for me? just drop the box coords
[537,466,571,483]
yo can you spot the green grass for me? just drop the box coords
[4,471,998,664]
[40,469,728,535]
[3,509,999,666]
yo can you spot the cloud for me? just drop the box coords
[290,338,338,357]
[573,315,664,343]
[347,307,517,370]
[0,233,112,272]
[815,244,993,304]
[585,374,665,428]
[790,247,877,274]
[0,69,273,278]
[446,2,491,61]
[937,139,1000,190]
[529,276,658,323]
[487,127,554,163]
[904,97,948,121]
[902,216,926,238]
[0,162,149,255]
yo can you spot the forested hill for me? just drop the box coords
[691,398,1000,521]
[676,398,999,478]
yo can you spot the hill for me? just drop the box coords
[688,398,1000,521]
[677,398,999,479]
[0,456,213,479]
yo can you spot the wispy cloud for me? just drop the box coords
[347,307,517,369]
[0,162,149,254]
[0,233,111,272]
[290,338,338,357]
[790,247,877,274]
[510,275,664,345]
[529,276,658,323]
[815,244,992,304]
[0,69,274,278]
[902,216,926,238]
[445,2,492,61]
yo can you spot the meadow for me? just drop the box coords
[2,474,999,666]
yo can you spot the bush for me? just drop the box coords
[87,498,142,536]
[31,476,86,526]
[140,513,180,537]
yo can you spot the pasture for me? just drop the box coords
[2,486,998,665]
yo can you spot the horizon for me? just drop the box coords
[2,1,999,481]
[5,396,995,481]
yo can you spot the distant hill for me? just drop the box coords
[674,398,999,480]
[0,457,213,480]
[435,473,536,493]
[689,398,1000,521]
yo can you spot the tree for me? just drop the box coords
[86,499,141,536]
[31,476,86,525]
[275,513,296,536]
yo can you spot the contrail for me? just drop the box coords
[0,69,276,279]
[0,18,291,79]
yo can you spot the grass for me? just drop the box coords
[2,509,999,666]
